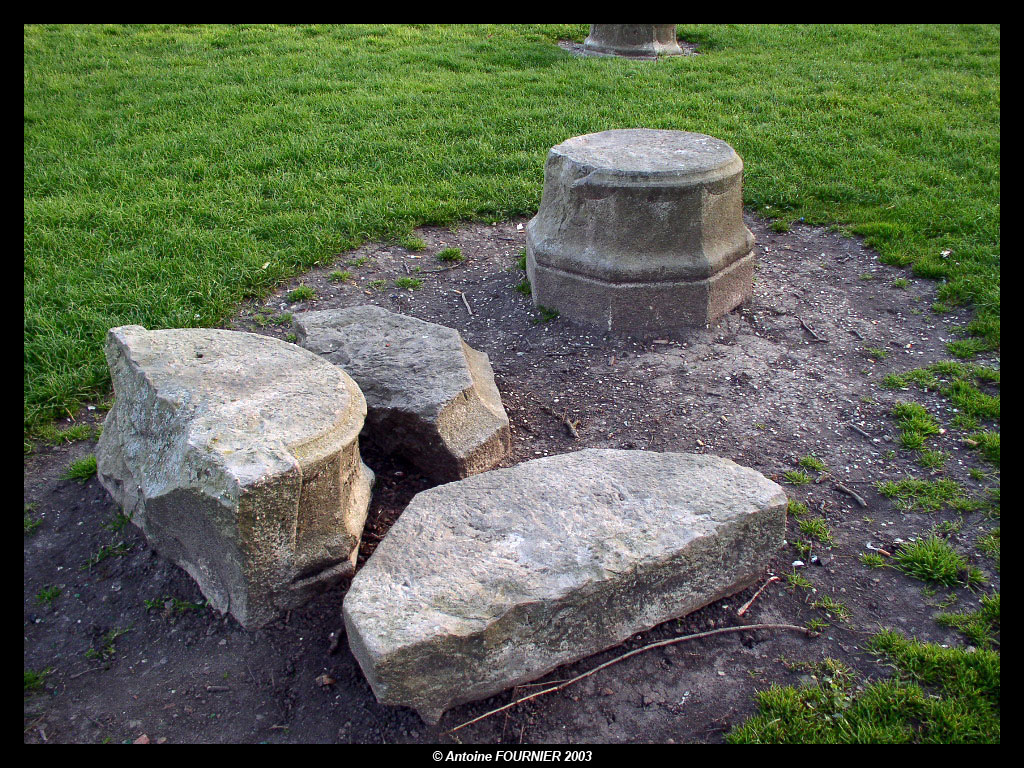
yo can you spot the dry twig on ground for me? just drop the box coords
[447,622,813,733]
[835,482,868,507]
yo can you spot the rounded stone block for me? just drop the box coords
[525,128,755,334]
[95,326,374,629]
[583,24,684,58]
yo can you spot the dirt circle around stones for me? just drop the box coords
[24,213,998,744]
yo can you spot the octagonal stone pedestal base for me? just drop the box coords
[583,24,684,59]
[526,128,755,335]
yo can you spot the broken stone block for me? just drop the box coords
[95,326,374,629]
[526,128,756,335]
[293,306,510,482]
[343,449,786,723]
[583,24,684,58]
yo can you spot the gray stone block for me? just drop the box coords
[526,128,756,334]
[583,24,684,59]
[293,306,510,482]
[343,449,786,723]
[96,326,374,629]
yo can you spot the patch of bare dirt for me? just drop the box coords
[24,214,999,744]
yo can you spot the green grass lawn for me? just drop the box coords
[23,24,1000,432]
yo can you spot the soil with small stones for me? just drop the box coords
[24,214,1000,744]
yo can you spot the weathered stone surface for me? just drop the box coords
[343,449,786,723]
[96,326,374,629]
[526,129,755,334]
[293,306,510,482]
[583,24,684,58]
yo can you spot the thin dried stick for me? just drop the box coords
[799,317,826,342]
[453,290,473,316]
[69,666,104,680]
[835,482,868,507]
[541,405,580,439]
[736,576,780,617]
[447,622,812,733]
[848,423,873,440]
[562,410,580,440]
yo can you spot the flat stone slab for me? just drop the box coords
[96,326,374,629]
[293,306,510,482]
[526,129,755,334]
[343,449,786,723]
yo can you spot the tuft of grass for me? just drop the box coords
[933,517,963,536]
[876,477,977,513]
[30,422,98,447]
[400,235,426,252]
[976,527,999,570]
[798,517,834,545]
[729,630,1000,743]
[532,305,559,324]
[947,337,990,359]
[798,455,827,472]
[329,270,353,282]
[863,346,888,359]
[24,507,43,535]
[812,596,851,621]
[786,571,813,591]
[860,552,888,569]
[81,541,130,571]
[436,247,464,262]
[916,449,948,470]
[946,379,999,421]
[514,279,532,296]
[882,373,908,390]
[347,256,369,268]
[783,470,812,486]
[981,486,1000,519]
[367,279,388,291]
[286,285,315,302]
[34,585,62,607]
[770,219,790,233]
[515,250,527,271]
[966,431,999,466]
[883,363,999,424]
[892,402,940,450]
[24,667,53,693]
[952,413,979,431]
[893,535,976,587]
[891,278,910,289]
[102,511,131,533]
[394,276,422,290]
[937,593,1000,649]
[786,500,809,517]
[144,594,206,617]
[62,454,97,483]
[85,627,131,661]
